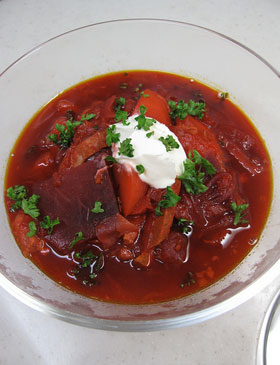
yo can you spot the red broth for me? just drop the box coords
[4,71,272,304]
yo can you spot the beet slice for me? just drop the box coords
[33,153,119,253]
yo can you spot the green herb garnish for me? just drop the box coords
[21,194,40,219]
[91,201,104,214]
[231,202,249,225]
[115,97,126,110]
[135,105,156,131]
[168,99,205,121]
[146,131,154,138]
[105,156,117,164]
[155,186,181,216]
[106,124,120,147]
[136,164,145,174]
[80,113,96,121]
[115,109,129,125]
[179,150,216,195]
[120,83,128,89]
[118,138,134,157]
[69,232,84,249]
[159,135,179,152]
[7,185,40,219]
[40,216,60,234]
[26,221,37,237]
[48,119,82,149]
[177,218,194,234]
[7,185,27,212]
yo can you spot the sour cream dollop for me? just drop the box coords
[112,115,186,189]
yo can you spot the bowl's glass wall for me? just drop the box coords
[0,20,279,330]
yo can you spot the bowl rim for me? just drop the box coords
[1,18,280,331]
[1,18,279,78]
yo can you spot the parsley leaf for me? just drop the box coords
[48,119,82,149]
[26,221,37,237]
[231,202,249,225]
[168,99,205,121]
[80,113,96,122]
[115,109,129,125]
[7,185,27,212]
[40,216,60,234]
[69,232,84,249]
[21,194,40,219]
[118,138,134,157]
[106,124,120,147]
[135,105,156,131]
[155,186,181,216]
[105,155,117,164]
[177,218,194,234]
[115,97,126,110]
[179,150,216,195]
[7,185,40,218]
[146,131,154,138]
[136,164,145,174]
[159,135,180,152]
[91,201,104,213]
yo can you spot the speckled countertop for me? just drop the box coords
[0,1,280,364]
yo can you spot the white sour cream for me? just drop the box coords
[112,115,186,189]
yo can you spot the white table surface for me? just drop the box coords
[0,1,279,364]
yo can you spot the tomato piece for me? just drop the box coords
[133,89,172,127]
[113,164,148,216]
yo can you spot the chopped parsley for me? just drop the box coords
[180,272,196,288]
[115,109,129,125]
[179,150,216,195]
[135,105,156,131]
[26,221,37,237]
[73,250,104,286]
[21,194,40,219]
[177,218,194,234]
[105,155,117,164]
[136,164,145,174]
[80,113,96,121]
[231,202,249,225]
[91,201,104,214]
[40,216,60,234]
[69,232,84,249]
[115,97,126,110]
[168,99,205,121]
[114,97,129,125]
[120,82,128,89]
[49,120,82,149]
[7,185,40,219]
[155,186,181,216]
[106,124,120,147]
[75,250,98,268]
[159,135,179,152]
[7,185,27,212]
[118,138,134,157]
[146,131,154,138]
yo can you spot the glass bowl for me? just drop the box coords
[0,19,279,331]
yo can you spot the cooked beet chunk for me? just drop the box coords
[155,231,189,264]
[33,153,119,253]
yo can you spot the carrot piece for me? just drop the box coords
[133,89,172,127]
[141,179,181,250]
[113,164,148,216]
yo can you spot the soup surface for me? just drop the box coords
[4,71,272,304]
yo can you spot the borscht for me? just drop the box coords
[4,71,272,304]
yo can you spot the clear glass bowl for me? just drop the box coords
[0,19,279,331]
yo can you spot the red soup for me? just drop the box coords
[4,71,272,304]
